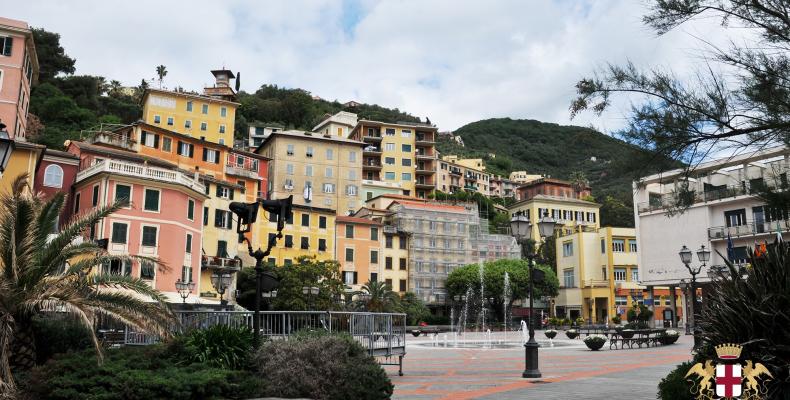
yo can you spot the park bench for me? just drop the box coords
[608,328,667,349]
[411,327,441,337]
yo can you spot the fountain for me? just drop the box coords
[503,272,511,340]
[478,262,486,331]
[521,320,528,344]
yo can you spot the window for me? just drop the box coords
[386,236,393,248]
[343,271,356,285]
[345,225,354,238]
[185,234,193,253]
[631,269,639,282]
[399,279,407,292]
[401,158,412,167]
[319,216,327,229]
[325,167,333,177]
[385,172,396,180]
[385,257,393,270]
[300,237,309,250]
[200,122,207,131]
[202,104,209,114]
[74,193,81,214]
[111,222,128,244]
[370,250,378,264]
[140,261,155,280]
[305,146,314,158]
[401,173,412,181]
[401,129,411,137]
[162,137,172,151]
[203,206,209,225]
[305,165,313,176]
[399,237,407,249]
[318,238,327,251]
[346,185,358,196]
[301,214,310,227]
[348,151,357,162]
[385,128,395,136]
[601,239,606,254]
[345,248,354,262]
[562,241,573,257]
[385,143,395,151]
[43,165,63,188]
[370,227,378,241]
[629,240,637,252]
[181,265,192,283]
[0,36,12,56]
[220,107,227,117]
[286,144,295,156]
[385,157,396,165]
[187,199,195,220]
[614,268,626,281]
[143,189,160,212]
[214,210,232,229]
[401,144,412,152]
[219,125,226,134]
[92,185,100,206]
[105,260,131,276]
[167,117,174,126]
[615,296,628,306]
[177,141,194,157]
[154,115,161,124]
[284,259,293,266]
[203,148,219,163]
[563,270,574,287]
[217,240,228,257]
[371,273,378,282]
[186,101,193,112]
[399,258,407,270]
[612,239,625,252]
[284,235,293,248]
[321,183,334,193]
[142,226,157,246]
[115,184,131,204]
[216,186,232,199]
[348,170,356,180]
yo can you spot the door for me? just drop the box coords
[753,206,766,233]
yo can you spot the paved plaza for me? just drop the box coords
[384,331,693,400]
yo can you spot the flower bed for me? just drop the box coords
[565,329,578,339]
[583,334,607,351]
[545,329,557,339]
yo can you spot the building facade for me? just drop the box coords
[0,17,38,140]
[349,120,438,199]
[256,130,365,215]
[259,204,336,267]
[509,171,543,184]
[436,156,492,195]
[335,216,383,291]
[247,124,283,151]
[313,111,358,139]
[33,149,79,227]
[489,175,519,198]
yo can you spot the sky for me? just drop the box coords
[9,0,737,132]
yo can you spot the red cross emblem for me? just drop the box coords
[716,363,742,398]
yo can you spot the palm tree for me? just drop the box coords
[0,176,174,395]
[108,80,122,96]
[155,65,167,88]
[355,281,399,312]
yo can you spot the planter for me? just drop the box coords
[545,330,557,339]
[411,330,422,337]
[565,330,578,339]
[620,330,635,339]
[584,334,607,351]
[659,330,680,345]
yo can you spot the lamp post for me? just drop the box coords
[261,290,277,311]
[229,195,293,347]
[0,122,15,173]
[510,212,557,379]
[210,269,234,307]
[175,279,195,304]
[302,286,320,310]
[678,244,709,348]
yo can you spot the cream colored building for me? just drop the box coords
[509,170,543,184]
[313,111,358,139]
[256,130,365,215]
[437,156,492,195]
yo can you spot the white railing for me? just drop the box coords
[77,160,205,193]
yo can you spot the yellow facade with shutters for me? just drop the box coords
[508,196,601,243]
[256,204,336,267]
[141,89,238,146]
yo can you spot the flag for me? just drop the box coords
[726,233,735,262]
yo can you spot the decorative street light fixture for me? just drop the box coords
[210,270,234,306]
[510,212,557,379]
[0,122,16,173]
[175,279,195,304]
[678,244,709,348]
[302,286,320,309]
[261,290,277,311]
[229,195,293,347]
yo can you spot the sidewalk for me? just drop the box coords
[385,333,693,399]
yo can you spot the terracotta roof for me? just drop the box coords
[67,141,177,169]
[44,148,79,159]
[365,193,419,202]
[336,216,382,225]
[388,200,469,213]
[134,122,271,160]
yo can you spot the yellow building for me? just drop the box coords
[554,227,684,326]
[349,120,438,199]
[509,170,543,184]
[141,70,239,146]
[354,206,410,294]
[256,130,365,215]
[258,204,336,266]
[0,140,44,194]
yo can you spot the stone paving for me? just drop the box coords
[383,331,693,400]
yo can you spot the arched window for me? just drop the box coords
[43,164,64,188]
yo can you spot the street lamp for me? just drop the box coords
[175,279,195,304]
[229,195,293,347]
[510,212,556,379]
[210,270,234,306]
[679,244,708,348]
[302,286,320,309]
[0,122,15,173]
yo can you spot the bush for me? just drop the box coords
[32,316,93,363]
[657,361,695,400]
[544,330,557,339]
[583,334,606,350]
[182,325,253,369]
[253,333,393,400]
[611,315,621,325]
[19,346,263,400]
[574,317,585,326]
[565,329,578,339]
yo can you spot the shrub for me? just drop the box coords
[547,317,560,327]
[19,346,263,400]
[657,361,695,400]
[183,325,253,370]
[583,334,606,350]
[253,333,393,400]
[611,315,622,324]
[544,329,557,339]
[32,315,93,363]
[565,329,578,339]
[574,317,585,326]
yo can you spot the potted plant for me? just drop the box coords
[411,330,422,337]
[566,329,578,339]
[620,329,635,339]
[575,317,585,326]
[611,315,622,325]
[545,329,557,339]
[659,329,680,345]
[584,334,607,350]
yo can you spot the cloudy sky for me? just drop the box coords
[11,0,733,132]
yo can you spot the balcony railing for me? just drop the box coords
[201,255,242,270]
[638,178,787,213]
[584,279,609,288]
[363,145,382,154]
[363,134,383,142]
[708,220,789,240]
[415,152,435,159]
[449,168,462,176]
[226,154,259,178]
[77,160,205,193]
[86,131,137,151]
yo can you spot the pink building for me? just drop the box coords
[67,140,209,303]
[0,17,38,139]
[33,149,79,227]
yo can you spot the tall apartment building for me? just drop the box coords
[0,17,37,140]
[508,178,600,242]
[256,130,365,215]
[634,146,790,308]
[554,227,683,326]
[436,156,492,195]
[141,70,238,145]
[349,120,438,199]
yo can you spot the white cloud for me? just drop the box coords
[9,0,742,131]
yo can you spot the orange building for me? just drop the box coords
[335,216,384,291]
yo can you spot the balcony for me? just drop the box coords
[637,179,787,214]
[415,180,435,190]
[76,159,205,193]
[616,281,643,290]
[383,225,398,234]
[415,134,435,145]
[416,165,434,175]
[464,184,478,191]
[225,154,259,179]
[86,131,137,151]
[363,160,382,170]
[449,168,462,176]
[201,255,242,271]
[708,220,789,240]
[363,145,382,154]
[362,133,382,142]
[465,173,478,181]
[584,279,609,288]
[415,151,435,160]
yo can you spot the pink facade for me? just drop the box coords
[68,142,207,298]
[33,149,79,227]
[0,17,38,139]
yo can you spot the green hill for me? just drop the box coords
[437,118,680,227]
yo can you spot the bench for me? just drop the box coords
[608,329,667,349]
[411,328,440,337]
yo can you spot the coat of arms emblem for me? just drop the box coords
[685,343,773,399]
